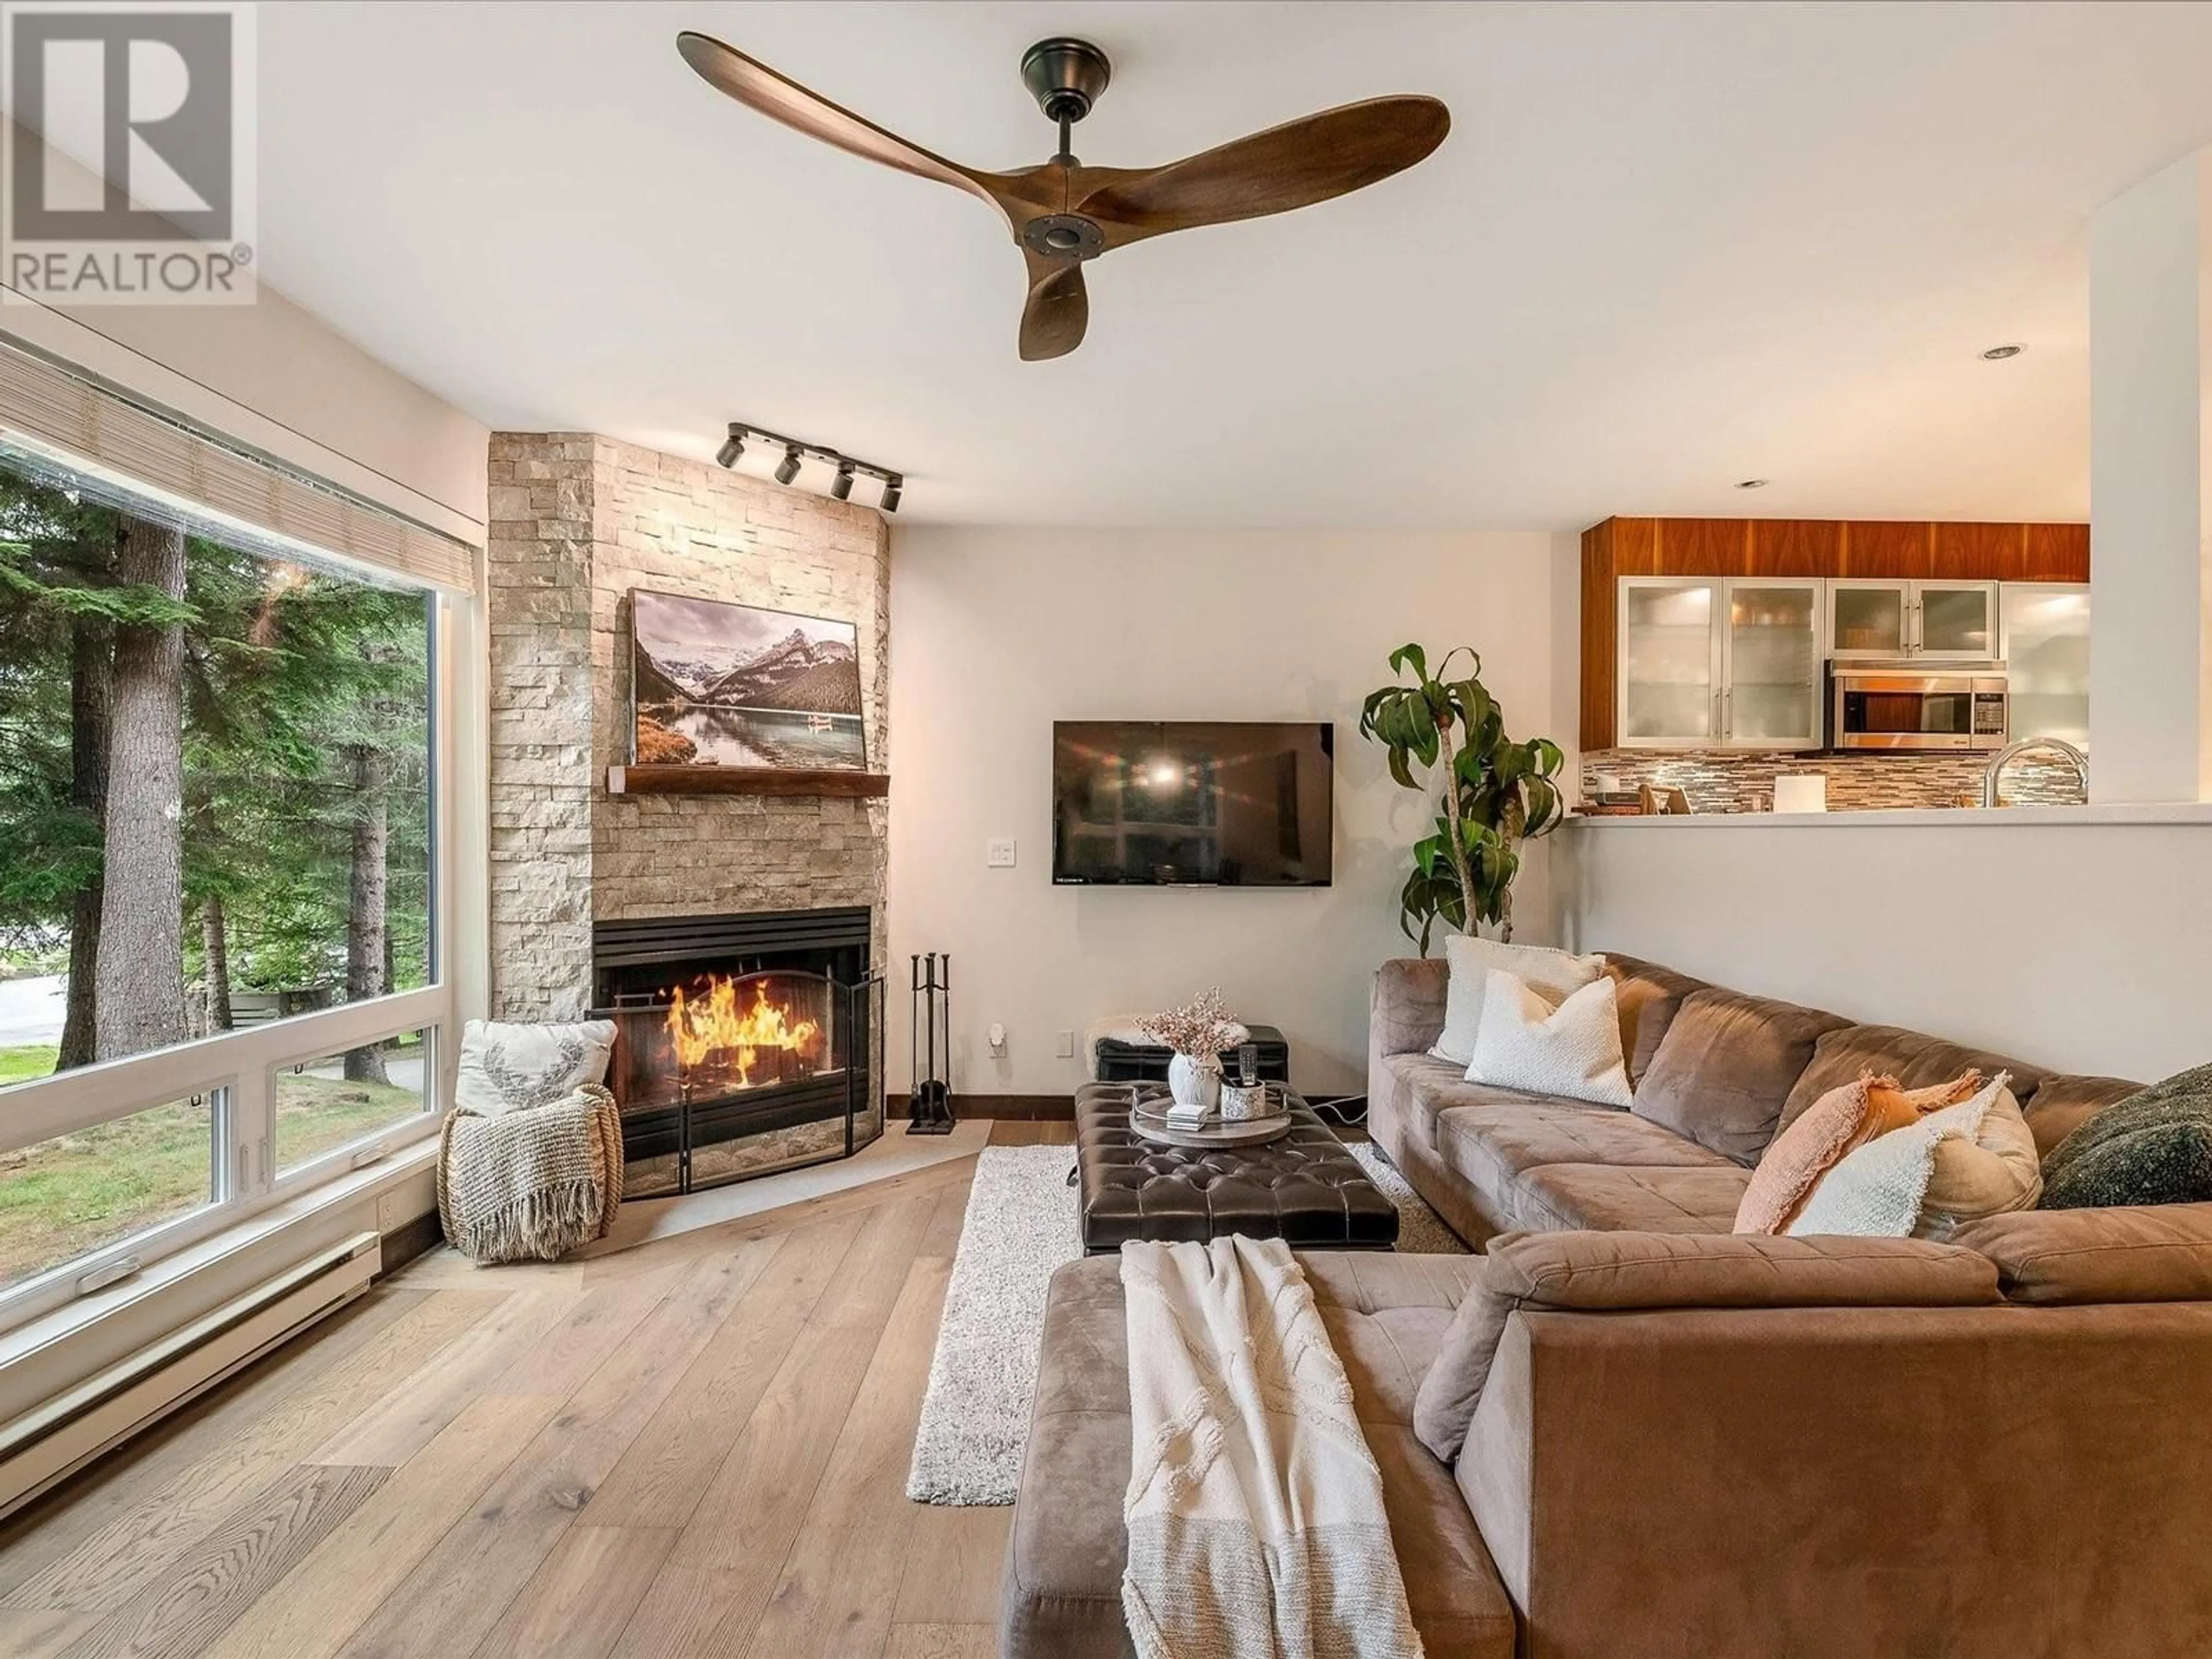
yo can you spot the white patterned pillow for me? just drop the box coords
[1788,1074,2040,1240]
[455,1018,618,1116]
[1431,936,1607,1065]
[1465,969,1634,1109]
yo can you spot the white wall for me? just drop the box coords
[1560,812,2212,1081]
[0,120,487,541]
[887,527,1578,1098]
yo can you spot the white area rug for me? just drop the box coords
[906,1138,1467,1506]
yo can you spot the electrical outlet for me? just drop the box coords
[1054,1029,1075,1059]
[376,1188,410,1233]
[986,837,1017,868]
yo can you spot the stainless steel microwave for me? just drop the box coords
[1828,666,2009,752]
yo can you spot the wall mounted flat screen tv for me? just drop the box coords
[1052,721,1334,887]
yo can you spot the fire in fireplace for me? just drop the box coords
[592,907,878,1197]
[664,973,828,1094]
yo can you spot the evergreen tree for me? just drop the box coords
[0,460,431,1080]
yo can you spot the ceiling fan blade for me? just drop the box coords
[1075,96,1449,247]
[1018,253,1089,362]
[677,31,995,209]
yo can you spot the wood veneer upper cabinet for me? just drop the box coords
[1578,515,2091,751]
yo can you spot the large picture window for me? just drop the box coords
[0,434,461,1328]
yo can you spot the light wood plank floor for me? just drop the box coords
[0,1121,1075,1659]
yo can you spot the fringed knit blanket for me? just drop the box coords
[1120,1236,1424,1659]
[437,1084,623,1264]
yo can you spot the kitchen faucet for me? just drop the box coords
[1980,736,2088,807]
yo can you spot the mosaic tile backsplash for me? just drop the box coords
[1581,749,2086,814]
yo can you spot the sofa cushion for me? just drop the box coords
[1436,1102,1733,1240]
[1003,1253,1516,1659]
[2022,1073,2142,1159]
[1467,971,1635,1109]
[1736,1072,1986,1236]
[1372,956,1450,1059]
[1384,1051,1551,1155]
[1433,934,1607,1065]
[1789,1078,2043,1241]
[1412,1229,1999,1460]
[1778,1022,2052,1138]
[1631,988,1850,1165]
[1438,1101,1733,1193]
[1513,1162,1752,1233]
[1952,1203,2212,1304]
[1602,954,1711,1086]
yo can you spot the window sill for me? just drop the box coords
[0,1141,437,1428]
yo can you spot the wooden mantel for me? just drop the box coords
[1578,516,2090,752]
[606,764,890,798]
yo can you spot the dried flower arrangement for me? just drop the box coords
[1136,988,1244,1066]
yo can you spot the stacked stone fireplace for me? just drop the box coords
[485,433,891,1190]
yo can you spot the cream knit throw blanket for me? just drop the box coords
[1120,1236,1424,1659]
[437,1084,622,1264]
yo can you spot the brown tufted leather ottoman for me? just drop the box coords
[1075,1080,1399,1252]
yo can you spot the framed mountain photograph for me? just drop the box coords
[628,589,866,771]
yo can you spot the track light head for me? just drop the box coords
[715,433,745,468]
[831,462,855,501]
[880,474,903,514]
[774,444,802,486]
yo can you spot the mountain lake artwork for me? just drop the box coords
[629,589,866,770]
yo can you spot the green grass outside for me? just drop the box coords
[0,1063,423,1291]
[0,1045,57,1086]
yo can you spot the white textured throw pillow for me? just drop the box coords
[1431,936,1607,1065]
[1465,969,1635,1108]
[455,1018,618,1116]
[1787,1074,2040,1241]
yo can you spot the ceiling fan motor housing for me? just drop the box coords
[1021,37,1111,124]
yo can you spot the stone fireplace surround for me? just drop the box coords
[485,433,891,1165]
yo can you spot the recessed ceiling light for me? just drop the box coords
[1734,478,1769,490]
[1981,343,2025,361]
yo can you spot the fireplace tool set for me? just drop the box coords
[907,952,955,1134]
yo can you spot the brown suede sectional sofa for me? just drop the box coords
[1001,952,2212,1659]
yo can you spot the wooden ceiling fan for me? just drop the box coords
[676,31,1449,361]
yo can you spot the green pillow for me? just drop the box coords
[2041,1062,2212,1210]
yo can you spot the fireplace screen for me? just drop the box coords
[592,907,879,1198]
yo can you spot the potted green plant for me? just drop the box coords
[1358,643,1566,951]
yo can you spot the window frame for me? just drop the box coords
[0,480,468,1339]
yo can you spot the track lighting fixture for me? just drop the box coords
[711,421,906,514]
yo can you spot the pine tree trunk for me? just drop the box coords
[343,743,390,1085]
[94,517,187,1062]
[56,612,112,1071]
[202,894,234,1032]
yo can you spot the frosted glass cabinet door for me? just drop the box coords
[1619,579,1718,745]
[1722,580,1824,749]
[1915,582,1998,660]
[2001,582,2090,749]
[1829,581,1908,659]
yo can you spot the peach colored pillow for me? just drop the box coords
[1736,1071,1982,1236]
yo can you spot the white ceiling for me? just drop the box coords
[234,1,2212,528]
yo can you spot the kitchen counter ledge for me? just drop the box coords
[1570,801,2212,829]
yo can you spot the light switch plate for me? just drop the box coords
[986,838,1017,868]
[1054,1029,1075,1058]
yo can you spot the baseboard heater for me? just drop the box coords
[0,1231,379,1522]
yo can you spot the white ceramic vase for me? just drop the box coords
[1166,1052,1221,1110]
